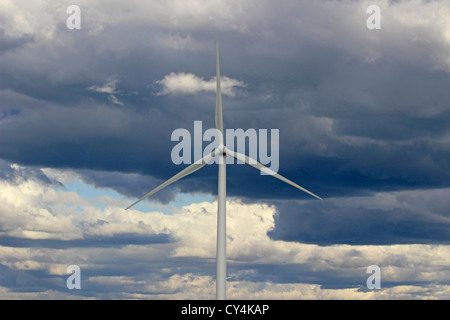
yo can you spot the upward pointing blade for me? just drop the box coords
[125,149,220,210]
[226,148,322,200]
[215,41,224,143]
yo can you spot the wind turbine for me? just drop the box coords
[125,41,322,300]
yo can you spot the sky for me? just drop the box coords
[1,0,450,299]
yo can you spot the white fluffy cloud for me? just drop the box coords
[87,77,124,105]
[2,162,450,299]
[156,72,246,96]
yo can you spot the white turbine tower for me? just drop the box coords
[126,41,322,300]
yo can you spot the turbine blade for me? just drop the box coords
[215,41,224,142]
[125,149,220,210]
[226,148,322,200]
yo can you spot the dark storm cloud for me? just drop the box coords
[268,188,450,245]
[0,158,57,186]
[0,264,62,295]
[1,1,449,200]
[0,29,34,54]
[0,233,172,249]
[312,59,450,141]
[228,262,370,289]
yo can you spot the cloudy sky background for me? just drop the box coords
[1,0,450,299]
